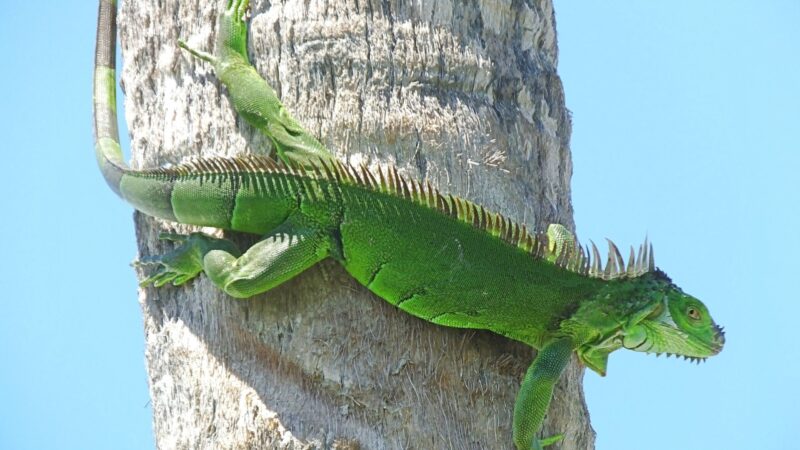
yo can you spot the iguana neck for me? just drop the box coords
[559,272,679,375]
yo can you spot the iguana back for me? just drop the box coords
[107,153,604,346]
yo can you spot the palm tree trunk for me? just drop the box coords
[120,0,593,448]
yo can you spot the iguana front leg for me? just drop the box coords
[178,0,334,168]
[140,218,331,298]
[513,338,573,450]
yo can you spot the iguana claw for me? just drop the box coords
[537,434,564,449]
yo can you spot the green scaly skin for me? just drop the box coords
[93,1,725,448]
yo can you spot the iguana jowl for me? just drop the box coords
[93,1,725,448]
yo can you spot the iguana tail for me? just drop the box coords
[93,0,125,197]
[91,0,181,222]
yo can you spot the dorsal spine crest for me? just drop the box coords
[129,154,655,280]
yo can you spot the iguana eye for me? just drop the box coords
[687,307,701,320]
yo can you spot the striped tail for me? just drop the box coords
[93,0,126,196]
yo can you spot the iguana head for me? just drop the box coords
[570,270,724,376]
[620,271,725,361]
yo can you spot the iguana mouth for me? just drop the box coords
[632,313,724,359]
[711,323,726,354]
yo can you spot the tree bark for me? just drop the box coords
[120,0,593,448]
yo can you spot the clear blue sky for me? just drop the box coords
[0,2,796,449]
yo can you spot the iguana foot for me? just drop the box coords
[137,232,240,287]
[176,40,216,64]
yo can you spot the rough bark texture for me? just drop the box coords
[119,0,593,448]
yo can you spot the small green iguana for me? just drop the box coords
[93,1,725,448]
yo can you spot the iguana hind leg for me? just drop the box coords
[140,218,331,298]
[204,222,331,298]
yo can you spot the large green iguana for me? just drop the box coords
[93,1,725,448]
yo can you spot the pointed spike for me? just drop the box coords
[378,165,388,191]
[359,164,369,187]
[559,245,568,267]
[349,163,360,184]
[320,158,335,181]
[391,166,401,193]
[604,240,618,279]
[437,193,447,214]
[555,242,565,266]
[581,244,588,275]
[341,160,354,183]
[607,239,625,275]
[590,241,602,277]
[387,166,396,192]
[399,176,410,199]
[311,159,323,179]
[332,160,345,183]
[426,181,436,207]
[579,245,589,275]
[493,214,503,238]
[573,245,582,273]
[403,177,411,199]
[568,244,577,270]
[469,203,478,227]
[537,233,547,258]
[386,166,395,191]
[565,246,574,271]
[648,241,655,271]
[348,163,360,184]
[361,164,378,189]
[627,246,636,275]
[450,195,460,218]
[283,158,297,176]
[584,244,591,275]
[642,236,649,271]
